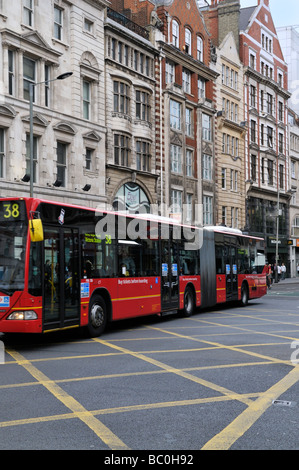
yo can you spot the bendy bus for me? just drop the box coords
[0,197,267,336]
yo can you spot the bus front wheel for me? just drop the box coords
[87,295,107,337]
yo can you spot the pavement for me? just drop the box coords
[267,276,299,295]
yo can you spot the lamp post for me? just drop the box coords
[29,72,73,197]
[275,188,280,283]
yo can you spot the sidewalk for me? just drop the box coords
[272,277,299,284]
[268,277,299,290]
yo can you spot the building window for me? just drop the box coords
[44,65,50,107]
[182,69,191,94]
[26,134,38,183]
[203,196,213,225]
[278,102,283,121]
[113,81,130,114]
[221,168,226,189]
[261,123,264,145]
[186,149,193,177]
[251,155,257,182]
[171,144,182,173]
[23,0,33,27]
[197,36,203,61]
[54,5,63,41]
[222,206,227,225]
[111,38,116,60]
[83,80,91,120]
[56,142,67,187]
[250,85,256,108]
[84,18,94,33]
[166,61,175,84]
[124,45,129,66]
[202,113,211,141]
[172,20,179,48]
[186,194,192,222]
[267,126,273,148]
[185,28,191,55]
[279,133,284,153]
[291,160,296,178]
[136,90,151,122]
[203,154,212,180]
[118,42,123,63]
[171,189,182,214]
[186,108,192,136]
[114,134,130,167]
[136,140,151,172]
[23,57,36,102]
[0,129,5,178]
[267,93,273,115]
[250,120,256,143]
[170,99,181,130]
[8,50,15,96]
[139,53,144,74]
[198,76,205,99]
[85,148,93,170]
[267,159,274,186]
[279,164,284,189]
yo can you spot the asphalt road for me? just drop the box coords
[0,279,299,453]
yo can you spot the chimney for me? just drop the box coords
[216,0,241,49]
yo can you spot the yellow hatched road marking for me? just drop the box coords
[93,337,253,406]
[6,348,129,450]
[202,365,299,450]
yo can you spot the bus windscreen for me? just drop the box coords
[0,200,28,294]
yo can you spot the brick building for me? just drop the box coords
[109,0,218,224]
[239,0,291,264]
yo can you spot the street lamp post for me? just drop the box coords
[29,72,73,197]
[275,188,280,283]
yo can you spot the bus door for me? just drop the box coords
[225,242,238,300]
[43,226,80,330]
[161,238,179,310]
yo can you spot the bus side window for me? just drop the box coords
[142,238,159,276]
[215,244,225,274]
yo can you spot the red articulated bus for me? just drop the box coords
[0,197,267,336]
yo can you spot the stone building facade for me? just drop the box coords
[0,0,109,208]
[203,0,246,230]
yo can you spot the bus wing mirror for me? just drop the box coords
[30,218,44,242]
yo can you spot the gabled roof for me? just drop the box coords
[239,6,256,32]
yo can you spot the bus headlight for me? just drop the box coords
[7,311,38,320]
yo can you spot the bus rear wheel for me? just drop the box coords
[240,283,249,306]
[87,294,107,337]
[181,286,195,317]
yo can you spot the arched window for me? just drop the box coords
[197,36,203,62]
[185,28,191,55]
[172,20,179,48]
[113,182,150,213]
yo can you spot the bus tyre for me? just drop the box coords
[240,283,249,306]
[87,295,107,337]
[182,287,195,317]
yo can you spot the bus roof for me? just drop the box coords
[1,197,264,241]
